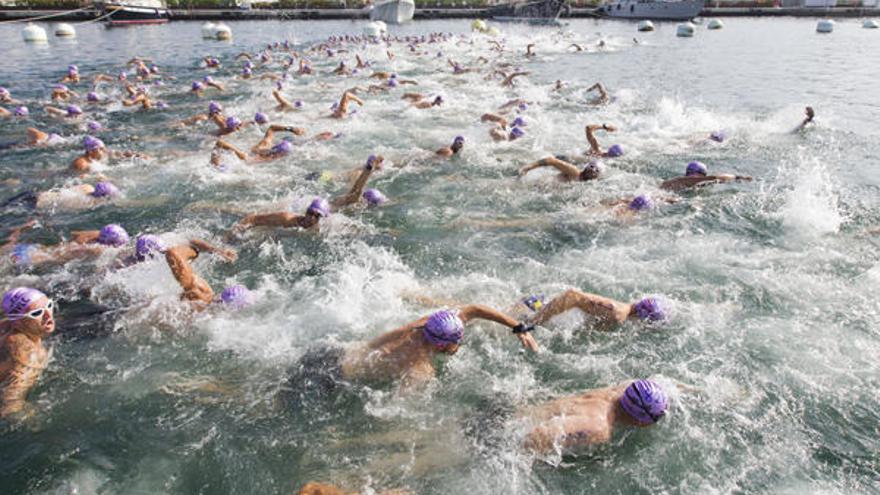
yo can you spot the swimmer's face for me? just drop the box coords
[451,141,463,153]
[15,296,56,336]
[437,342,460,355]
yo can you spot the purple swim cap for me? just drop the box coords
[220,285,254,308]
[628,195,653,212]
[294,100,304,108]
[509,127,525,140]
[254,112,269,124]
[633,296,667,321]
[87,121,102,132]
[14,106,28,117]
[685,161,707,177]
[191,81,204,91]
[203,75,214,84]
[83,135,105,152]
[135,234,165,261]
[387,79,398,87]
[306,197,330,217]
[2,287,47,318]
[453,135,465,144]
[512,117,526,127]
[271,140,293,155]
[91,181,119,198]
[208,101,222,115]
[118,72,127,81]
[607,144,624,157]
[709,130,726,143]
[225,116,242,130]
[518,103,528,111]
[87,91,99,102]
[620,379,668,425]
[150,65,159,74]
[423,310,464,346]
[55,84,69,91]
[97,224,130,247]
[0,87,9,97]
[363,188,387,206]
[67,104,83,116]
[242,67,253,76]
[157,102,169,110]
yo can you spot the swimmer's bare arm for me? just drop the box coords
[1,220,37,250]
[481,113,508,129]
[44,107,67,117]
[237,212,303,229]
[585,124,615,155]
[188,239,237,262]
[660,174,753,191]
[70,230,101,244]
[0,334,46,417]
[215,139,248,161]
[272,89,294,110]
[330,158,381,208]
[793,106,815,133]
[165,245,214,305]
[458,305,539,352]
[175,114,209,127]
[586,83,609,103]
[501,72,530,87]
[531,289,626,326]
[519,157,580,180]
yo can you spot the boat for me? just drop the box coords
[596,0,704,20]
[98,0,170,26]
[488,0,570,24]
[368,0,415,25]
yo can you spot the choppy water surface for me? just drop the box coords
[1,17,879,494]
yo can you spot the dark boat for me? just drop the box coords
[99,0,170,26]
[488,0,570,24]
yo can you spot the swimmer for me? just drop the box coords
[525,43,536,57]
[660,161,753,192]
[792,106,815,133]
[71,136,148,174]
[297,482,411,495]
[500,71,531,87]
[272,89,300,111]
[2,222,130,268]
[286,307,538,398]
[435,135,465,157]
[410,95,443,109]
[480,113,508,129]
[44,104,84,119]
[164,239,239,308]
[50,84,77,102]
[355,54,369,69]
[201,75,225,92]
[585,82,610,105]
[233,197,330,233]
[332,61,351,76]
[122,89,154,110]
[211,125,303,166]
[175,101,226,130]
[203,56,221,68]
[568,43,584,52]
[519,379,668,454]
[0,87,19,104]
[2,181,120,211]
[0,288,56,418]
[497,98,531,113]
[298,59,313,75]
[519,156,603,182]
[584,124,623,157]
[521,289,668,329]
[330,91,364,119]
[60,65,80,84]
[329,155,384,209]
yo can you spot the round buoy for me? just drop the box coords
[676,22,696,37]
[22,23,48,43]
[363,22,382,37]
[214,23,232,40]
[472,19,488,32]
[707,18,724,30]
[201,22,217,39]
[55,23,76,37]
[816,19,834,33]
[373,20,387,33]
[637,20,655,32]
[487,26,500,36]
[863,19,879,29]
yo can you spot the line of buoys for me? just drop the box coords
[637,20,655,32]
[864,19,879,29]
[816,19,834,33]
[54,22,76,37]
[21,23,48,42]
[707,18,724,30]
[676,22,696,37]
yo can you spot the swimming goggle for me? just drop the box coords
[6,299,55,321]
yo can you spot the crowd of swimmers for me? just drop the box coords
[0,29,819,494]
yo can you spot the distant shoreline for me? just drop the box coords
[2,6,879,22]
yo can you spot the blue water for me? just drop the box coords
[1,17,879,494]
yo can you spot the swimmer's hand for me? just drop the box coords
[512,322,539,352]
[601,124,617,132]
[218,248,237,262]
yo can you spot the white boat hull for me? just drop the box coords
[369,0,415,24]
[599,0,704,20]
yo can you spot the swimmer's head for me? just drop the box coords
[607,144,624,157]
[202,75,214,84]
[580,160,604,181]
[517,103,528,111]
[118,71,127,81]
[685,161,707,177]
[363,188,387,206]
[54,84,69,92]
[191,81,204,92]
[271,140,293,156]
[452,135,465,152]
[365,154,382,169]
[90,181,119,198]
[66,104,82,116]
[509,127,525,140]
[87,121,102,132]
[220,285,254,309]
[157,102,168,110]
[433,95,443,105]
[620,379,668,425]
[387,78,398,87]
[294,100,304,108]
[14,106,28,117]
[97,224,130,247]
[522,294,545,312]
[242,67,253,77]
[306,197,330,218]
[512,117,526,127]
[423,309,464,351]
[83,136,105,153]
[0,87,9,98]
[225,116,242,130]
[150,65,159,74]
[135,234,165,261]
[709,130,726,143]
[254,112,269,125]
[633,296,667,322]
[87,91,99,102]
[68,64,78,75]
[628,194,653,212]
[208,101,222,115]
[3,287,46,318]
[244,60,254,70]
[2,287,54,334]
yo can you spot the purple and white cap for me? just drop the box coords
[363,188,387,206]
[0,87,9,97]
[208,101,222,115]
[83,136,105,152]
[203,75,214,84]
[66,104,83,116]
[90,181,119,198]
[87,91,99,102]
[628,195,654,212]
[306,197,330,217]
[387,78,398,88]
[685,161,707,177]
[509,127,525,140]
[225,116,242,130]
[607,144,624,157]
[512,117,526,127]
[423,309,464,347]
[135,234,166,261]
[709,130,726,143]
[271,140,293,155]
[633,296,668,321]
[2,287,47,319]
[87,121,102,132]
[220,285,254,309]
[191,81,204,91]
[68,64,79,75]
[14,106,29,117]
[254,112,269,125]
[620,379,668,425]
[294,100,304,108]
[242,67,253,76]
[97,224,130,247]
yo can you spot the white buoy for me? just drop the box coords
[201,22,217,39]
[363,22,382,37]
[472,19,487,32]
[487,26,500,36]
[373,20,387,33]
[707,18,724,30]
[22,23,48,42]
[54,23,76,37]
[676,22,696,37]
[637,20,655,32]
[214,23,232,40]
[864,19,879,29]
[816,19,834,33]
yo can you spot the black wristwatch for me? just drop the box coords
[512,322,535,334]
